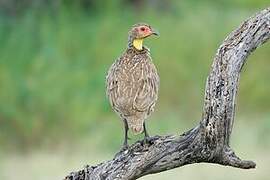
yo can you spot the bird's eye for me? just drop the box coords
[140,27,146,31]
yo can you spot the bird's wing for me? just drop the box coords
[132,60,159,114]
[106,59,119,109]
[106,57,133,116]
[106,54,159,116]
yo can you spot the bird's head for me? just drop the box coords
[128,23,159,50]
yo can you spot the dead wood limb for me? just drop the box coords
[64,7,270,180]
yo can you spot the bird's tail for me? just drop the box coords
[126,116,144,134]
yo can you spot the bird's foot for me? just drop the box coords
[121,144,129,151]
[121,136,130,151]
[120,140,130,152]
[114,144,129,158]
[143,136,156,145]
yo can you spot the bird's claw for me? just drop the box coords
[122,145,129,151]
[114,144,129,158]
[121,141,129,152]
[143,136,155,145]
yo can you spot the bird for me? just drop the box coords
[106,23,160,149]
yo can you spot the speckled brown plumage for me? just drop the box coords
[106,23,159,148]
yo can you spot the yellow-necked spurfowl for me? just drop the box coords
[106,23,159,149]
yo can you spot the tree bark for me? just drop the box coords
[64,7,270,180]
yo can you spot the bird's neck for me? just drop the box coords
[128,35,144,51]
[132,39,143,50]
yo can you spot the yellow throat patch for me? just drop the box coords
[133,39,143,50]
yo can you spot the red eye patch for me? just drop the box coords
[140,27,146,31]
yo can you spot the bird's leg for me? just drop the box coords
[122,119,129,150]
[143,121,150,139]
[143,122,156,144]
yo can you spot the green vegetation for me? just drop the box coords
[0,0,270,150]
[0,1,269,179]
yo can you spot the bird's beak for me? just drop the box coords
[151,29,159,36]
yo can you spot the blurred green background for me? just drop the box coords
[0,0,270,179]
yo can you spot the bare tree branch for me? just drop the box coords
[64,7,270,180]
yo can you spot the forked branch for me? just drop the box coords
[64,8,270,180]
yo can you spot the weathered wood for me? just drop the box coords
[64,8,270,180]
